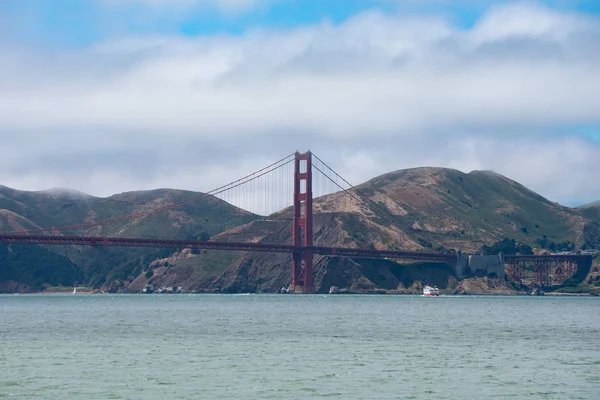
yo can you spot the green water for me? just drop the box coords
[1,294,599,399]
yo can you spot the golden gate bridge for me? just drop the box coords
[0,151,592,293]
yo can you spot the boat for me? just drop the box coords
[73,285,77,295]
[423,285,439,297]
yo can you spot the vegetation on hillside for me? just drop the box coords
[479,238,533,255]
[0,244,81,290]
[536,236,576,252]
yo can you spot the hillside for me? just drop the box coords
[0,186,254,238]
[348,168,598,251]
[1,167,599,294]
[0,187,256,291]
[578,201,600,224]
[131,167,600,294]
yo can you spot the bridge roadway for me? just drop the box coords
[504,254,592,263]
[0,234,454,262]
[0,234,591,265]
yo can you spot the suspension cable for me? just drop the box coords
[311,153,437,249]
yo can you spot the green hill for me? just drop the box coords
[0,187,256,291]
[1,168,599,294]
[348,168,598,251]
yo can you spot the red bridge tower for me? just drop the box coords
[290,151,314,293]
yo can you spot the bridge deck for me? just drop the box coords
[0,234,454,262]
[0,234,591,264]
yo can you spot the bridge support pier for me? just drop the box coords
[453,252,505,279]
[290,151,314,294]
[290,249,314,293]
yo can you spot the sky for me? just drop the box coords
[1,0,599,208]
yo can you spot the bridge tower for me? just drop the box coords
[290,151,314,293]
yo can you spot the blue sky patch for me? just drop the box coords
[2,0,599,47]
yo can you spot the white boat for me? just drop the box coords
[423,285,439,297]
[73,285,77,295]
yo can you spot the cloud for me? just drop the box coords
[0,2,599,208]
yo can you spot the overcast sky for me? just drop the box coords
[1,0,599,207]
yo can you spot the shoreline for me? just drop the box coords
[3,291,598,297]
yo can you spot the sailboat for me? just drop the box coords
[73,284,77,295]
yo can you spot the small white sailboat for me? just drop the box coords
[73,285,77,295]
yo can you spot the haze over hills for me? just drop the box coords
[580,200,600,208]
[0,167,599,294]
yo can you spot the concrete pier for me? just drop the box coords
[454,252,505,279]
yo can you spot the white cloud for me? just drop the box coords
[1,2,599,207]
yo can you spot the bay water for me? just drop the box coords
[1,294,598,399]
